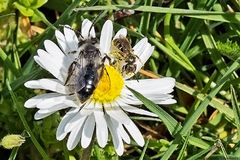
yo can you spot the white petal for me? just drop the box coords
[37,49,66,71]
[81,114,95,148]
[64,112,87,133]
[107,116,124,156]
[67,117,85,150]
[44,40,65,58]
[34,103,68,120]
[64,25,79,52]
[121,89,176,105]
[35,95,75,109]
[34,55,64,81]
[125,78,175,94]
[24,79,69,94]
[36,104,68,114]
[124,120,144,146]
[35,49,68,82]
[80,101,95,116]
[56,108,80,140]
[81,19,95,39]
[55,29,68,53]
[135,44,154,74]
[113,28,127,39]
[44,40,72,69]
[24,93,61,108]
[105,103,131,125]
[158,98,177,104]
[94,103,108,148]
[133,38,148,56]
[100,20,113,54]
[34,111,54,120]
[117,123,130,144]
[34,56,46,69]
[116,99,157,117]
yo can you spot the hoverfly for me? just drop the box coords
[111,35,138,77]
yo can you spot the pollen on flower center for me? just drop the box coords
[92,65,124,103]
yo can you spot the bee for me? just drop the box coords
[64,33,104,103]
[111,36,138,76]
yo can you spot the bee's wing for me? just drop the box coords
[64,61,78,93]
[64,53,87,93]
[74,55,89,92]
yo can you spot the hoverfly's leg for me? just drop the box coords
[135,54,143,65]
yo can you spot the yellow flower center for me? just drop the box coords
[92,65,124,103]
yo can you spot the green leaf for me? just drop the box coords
[31,0,48,9]
[0,0,9,13]
[31,12,43,22]
[19,0,31,7]
[13,2,34,16]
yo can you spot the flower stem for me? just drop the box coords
[81,139,94,160]
[6,80,50,160]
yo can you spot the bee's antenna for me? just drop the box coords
[59,24,84,39]
[88,10,108,37]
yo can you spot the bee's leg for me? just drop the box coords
[97,62,112,87]
[103,66,112,87]
[59,24,83,39]
[64,61,77,85]
[102,54,112,65]
[67,85,76,94]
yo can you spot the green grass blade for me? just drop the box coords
[2,68,42,97]
[0,48,21,77]
[139,0,153,34]
[8,147,19,160]
[230,85,240,139]
[75,5,240,23]
[186,148,212,160]
[175,82,235,124]
[139,138,149,160]
[201,23,227,75]
[149,36,195,73]
[177,131,190,160]
[161,56,240,159]
[127,87,181,135]
[6,80,50,160]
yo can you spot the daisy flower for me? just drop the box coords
[24,19,176,156]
